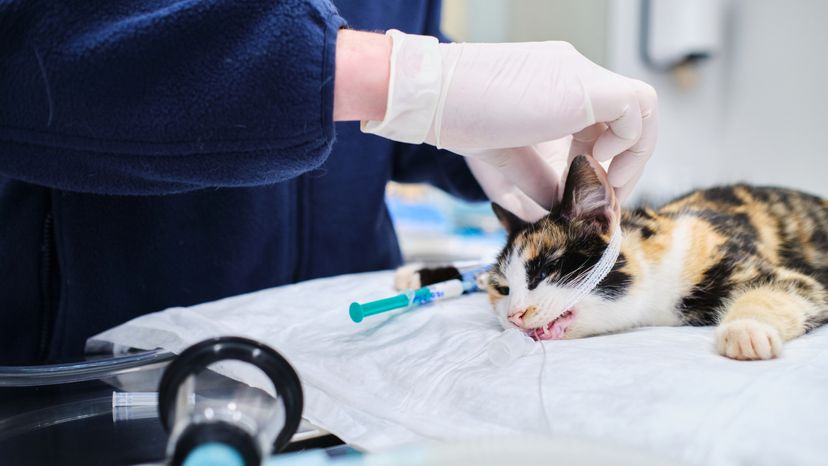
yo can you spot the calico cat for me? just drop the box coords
[396,154,828,360]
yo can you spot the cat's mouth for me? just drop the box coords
[529,309,576,341]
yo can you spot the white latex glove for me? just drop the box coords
[462,139,571,223]
[362,30,657,208]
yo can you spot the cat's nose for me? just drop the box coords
[508,306,537,328]
[507,309,525,327]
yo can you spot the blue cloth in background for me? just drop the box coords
[0,0,484,363]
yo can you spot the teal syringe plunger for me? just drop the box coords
[350,292,406,323]
[349,265,490,323]
[349,287,444,323]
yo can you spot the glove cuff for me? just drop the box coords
[360,30,441,144]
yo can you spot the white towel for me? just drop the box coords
[90,270,828,466]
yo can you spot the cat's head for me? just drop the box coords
[488,154,633,340]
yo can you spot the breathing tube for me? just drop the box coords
[0,349,175,387]
[485,224,624,432]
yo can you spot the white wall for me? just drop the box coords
[444,0,828,202]
[442,0,608,64]
[609,0,828,201]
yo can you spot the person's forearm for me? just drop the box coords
[333,30,391,122]
[0,0,349,195]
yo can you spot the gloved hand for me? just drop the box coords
[362,30,657,215]
[462,139,570,223]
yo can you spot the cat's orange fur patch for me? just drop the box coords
[661,192,719,213]
[734,186,782,265]
[721,287,811,341]
[487,273,508,305]
[487,289,505,305]
[639,216,674,263]
[682,217,727,285]
[518,225,566,263]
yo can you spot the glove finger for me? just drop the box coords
[613,166,644,204]
[606,131,654,189]
[470,146,561,211]
[607,83,658,188]
[568,123,607,162]
[465,158,549,223]
[536,137,572,172]
[591,84,643,162]
[495,190,550,224]
[607,150,643,188]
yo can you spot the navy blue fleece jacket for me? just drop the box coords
[0,0,485,363]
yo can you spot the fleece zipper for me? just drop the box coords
[293,173,311,282]
[37,210,56,361]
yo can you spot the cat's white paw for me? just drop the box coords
[715,318,782,360]
[475,271,490,291]
[393,263,423,291]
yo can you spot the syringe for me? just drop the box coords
[349,280,464,323]
[349,265,490,323]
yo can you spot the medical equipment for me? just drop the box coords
[113,391,158,409]
[158,337,303,466]
[349,265,488,323]
[266,435,675,466]
[486,329,536,367]
[0,349,174,387]
[349,280,463,323]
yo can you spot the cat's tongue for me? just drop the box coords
[532,309,575,341]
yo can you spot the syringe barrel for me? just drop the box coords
[349,279,465,323]
[411,280,463,305]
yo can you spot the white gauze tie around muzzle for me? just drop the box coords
[558,224,623,313]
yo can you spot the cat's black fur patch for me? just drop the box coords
[704,186,743,206]
[811,229,828,249]
[633,207,656,219]
[594,255,632,300]
[524,256,549,291]
[523,232,611,291]
[779,238,814,274]
[418,266,462,285]
[491,203,529,237]
[678,260,735,325]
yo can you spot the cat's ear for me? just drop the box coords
[560,154,621,234]
[492,203,529,235]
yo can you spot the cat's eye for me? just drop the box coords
[495,285,510,296]
[537,270,548,281]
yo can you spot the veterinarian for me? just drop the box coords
[0,0,657,363]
